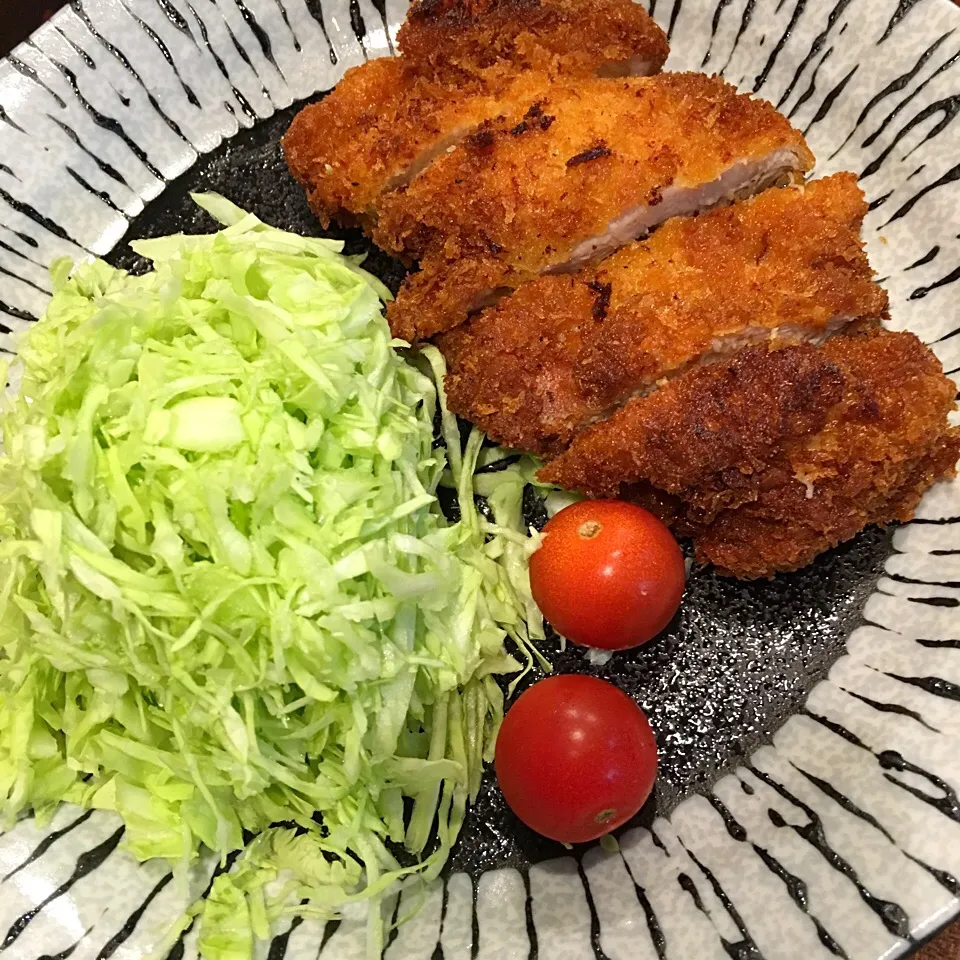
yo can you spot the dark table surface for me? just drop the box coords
[0,0,61,56]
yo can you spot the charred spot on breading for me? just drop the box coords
[566,142,613,167]
[404,0,541,29]
[466,127,497,150]
[510,104,556,135]
[588,280,612,321]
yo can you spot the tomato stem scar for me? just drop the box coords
[577,520,602,539]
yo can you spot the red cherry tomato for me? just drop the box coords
[494,674,657,843]
[529,499,684,650]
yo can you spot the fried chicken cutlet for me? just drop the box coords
[539,330,960,578]
[439,174,885,456]
[380,72,815,341]
[283,0,668,227]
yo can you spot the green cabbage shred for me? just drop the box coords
[0,195,546,958]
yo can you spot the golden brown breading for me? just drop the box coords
[283,0,667,227]
[439,175,886,456]
[438,270,594,455]
[397,0,669,80]
[386,252,520,343]
[694,435,960,578]
[539,330,960,578]
[381,72,815,340]
[538,339,848,500]
[283,63,555,226]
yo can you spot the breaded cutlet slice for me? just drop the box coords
[539,330,960,578]
[381,72,815,341]
[439,174,885,457]
[283,0,668,227]
[397,0,670,80]
[283,65,555,227]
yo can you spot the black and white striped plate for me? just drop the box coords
[2,1,960,958]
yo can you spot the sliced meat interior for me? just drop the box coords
[381,72,815,341]
[283,0,668,227]
[539,330,960,578]
[439,174,885,456]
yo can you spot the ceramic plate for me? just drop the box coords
[1,1,960,957]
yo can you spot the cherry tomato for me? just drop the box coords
[494,674,657,843]
[529,499,684,650]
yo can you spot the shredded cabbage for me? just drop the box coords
[0,195,545,958]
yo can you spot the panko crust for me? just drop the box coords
[438,271,596,454]
[283,0,668,226]
[284,59,462,227]
[540,330,960,578]
[376,72,814,261]
[382,72,814,338]
[387,253,517,344]
[397,0,669,79]
[538,339,850,500]
[696,434,960,577]
[283,65,560,226]
[440,174,886,456]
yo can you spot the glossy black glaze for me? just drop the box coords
[2,827,126,948]
[105,100,894,877]
[1,810,94,884]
